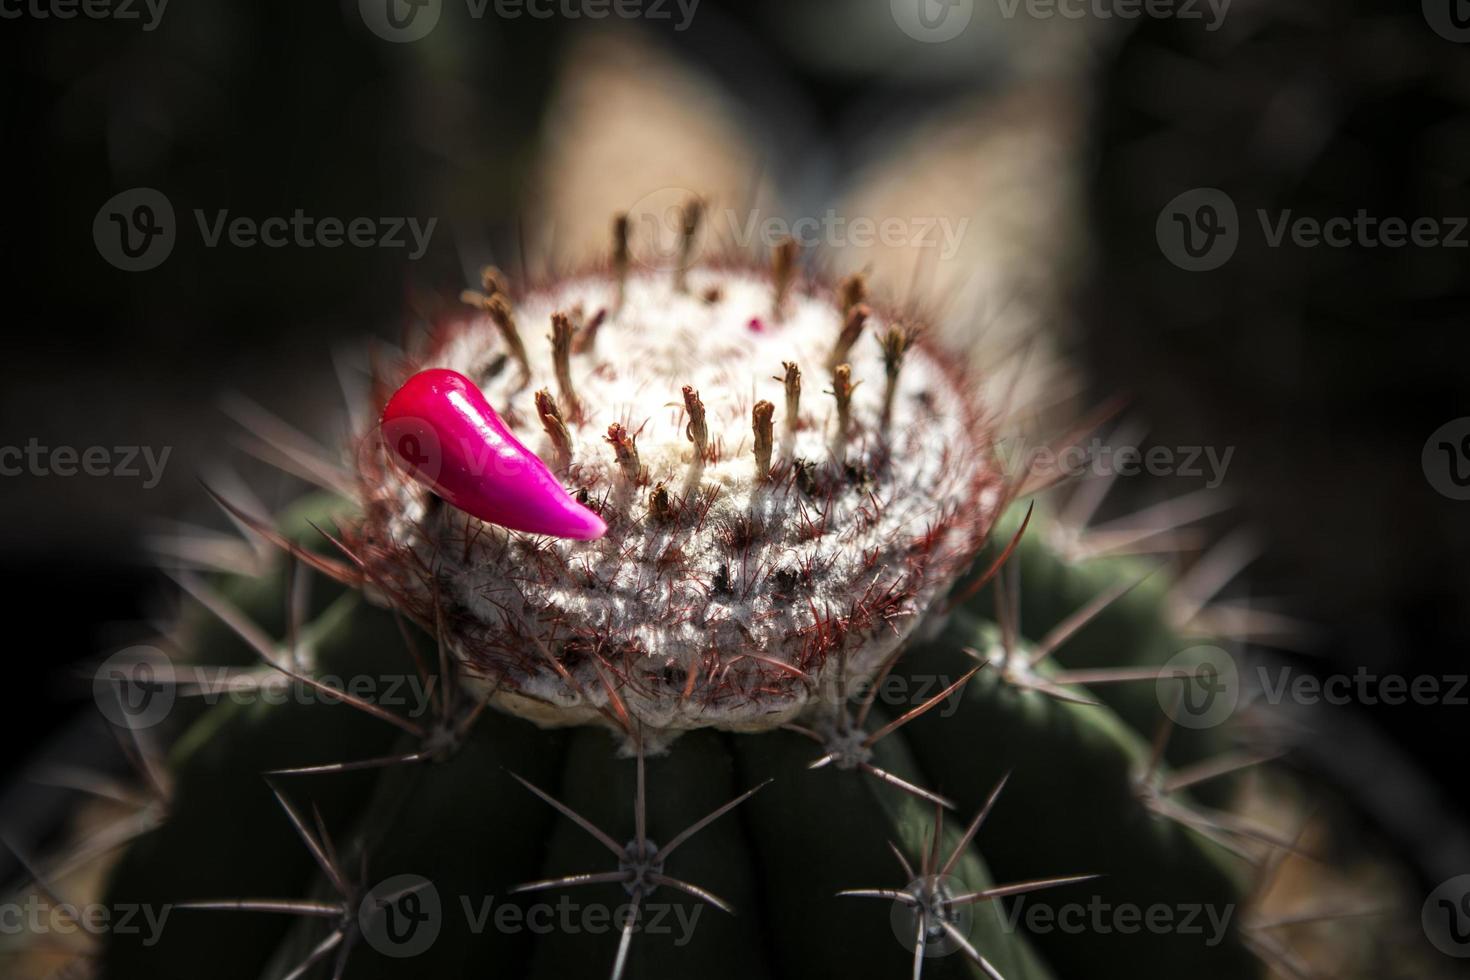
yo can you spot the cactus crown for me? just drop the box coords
[352,217,1001,746]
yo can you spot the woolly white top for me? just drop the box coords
[373,267,997,745]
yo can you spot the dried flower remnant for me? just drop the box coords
[674,198,704,292]
[779,361,802,452]
[771,237,799,320]
[752,400,775,482]
[649,482,675,524]
[683,385,709,462]
[535,388,573,473]
[837,271,867,321]
[829,303,869,371]
[830,363,858,455]
[481,265,510,300]
[550,312,581,420]
[572,306,608,355]
[612,212,630,312]
[486,293,532,380]
[459,265,510,310]
[606,423,643,485]
[880,325,915,431]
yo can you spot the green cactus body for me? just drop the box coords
[97,234,1264,979]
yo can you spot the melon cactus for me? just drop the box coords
[56,206,1303,979]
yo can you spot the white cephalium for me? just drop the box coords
[358,261,1000,748]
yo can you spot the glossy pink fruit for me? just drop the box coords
[380,369,607,540]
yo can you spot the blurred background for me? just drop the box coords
[3,0,1469,963]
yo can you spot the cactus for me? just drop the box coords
[75,210,1297,980]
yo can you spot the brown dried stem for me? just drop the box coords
[682,386,708,462]
[830,363,859,454]
[606,424,642,484]
[771,237,799,320]
[612,213,630,312]
[485,294,531,380]
[829,303,869,371]
[674,199,703,293]
[550,312,581,420]
[752,401,775,482]
[879,325,914,431]
[534,389,572,473]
